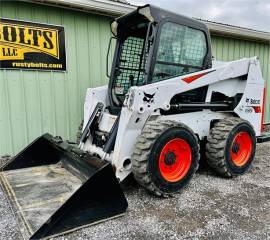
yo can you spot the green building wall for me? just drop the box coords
[0,1,269,155]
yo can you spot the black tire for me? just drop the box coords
[0,155,11,168]
[206,117,256,177]
[131,120,200,197]
[76,120,84,144]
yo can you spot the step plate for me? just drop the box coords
[257,134,270,143]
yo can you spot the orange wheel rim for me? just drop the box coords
[230,132,252,167]
[158,138,192,182]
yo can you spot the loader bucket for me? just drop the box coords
[0,134,128,240]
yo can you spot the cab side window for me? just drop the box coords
[152,22,207,82]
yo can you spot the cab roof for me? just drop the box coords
[112,4,209,36]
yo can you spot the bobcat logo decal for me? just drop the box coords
[143,92,155,103]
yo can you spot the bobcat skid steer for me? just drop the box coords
[1,4,269,240]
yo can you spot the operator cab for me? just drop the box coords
[108,5,212,107]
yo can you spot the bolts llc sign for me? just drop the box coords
[0,19,66,71]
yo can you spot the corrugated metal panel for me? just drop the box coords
[0,2,270,156]
[0,1,113,155]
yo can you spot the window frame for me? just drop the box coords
[148,19,210,83]
[109,21,152,106]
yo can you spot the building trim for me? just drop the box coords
[21,0,270,42]
[21,0,135,16]
[204,20,270,43]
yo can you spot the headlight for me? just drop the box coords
[124,89,135,109]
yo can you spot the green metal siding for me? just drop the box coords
[0,2,269,155]
[0,2,114,155]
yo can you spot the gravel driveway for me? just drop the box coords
[0,142,269,240]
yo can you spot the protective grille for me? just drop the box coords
[156,23,206,66]
[153,22,207,82]
[114,36,146,100]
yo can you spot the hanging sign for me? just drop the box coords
[0,18,66,71]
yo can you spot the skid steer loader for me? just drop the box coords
[1,4,269,239]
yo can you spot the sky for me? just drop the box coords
[128,0,270,32]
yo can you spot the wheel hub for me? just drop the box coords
[164,152,176,166]
[232,142,240,154]
[158,138,192,182]
[230,132,252,167]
